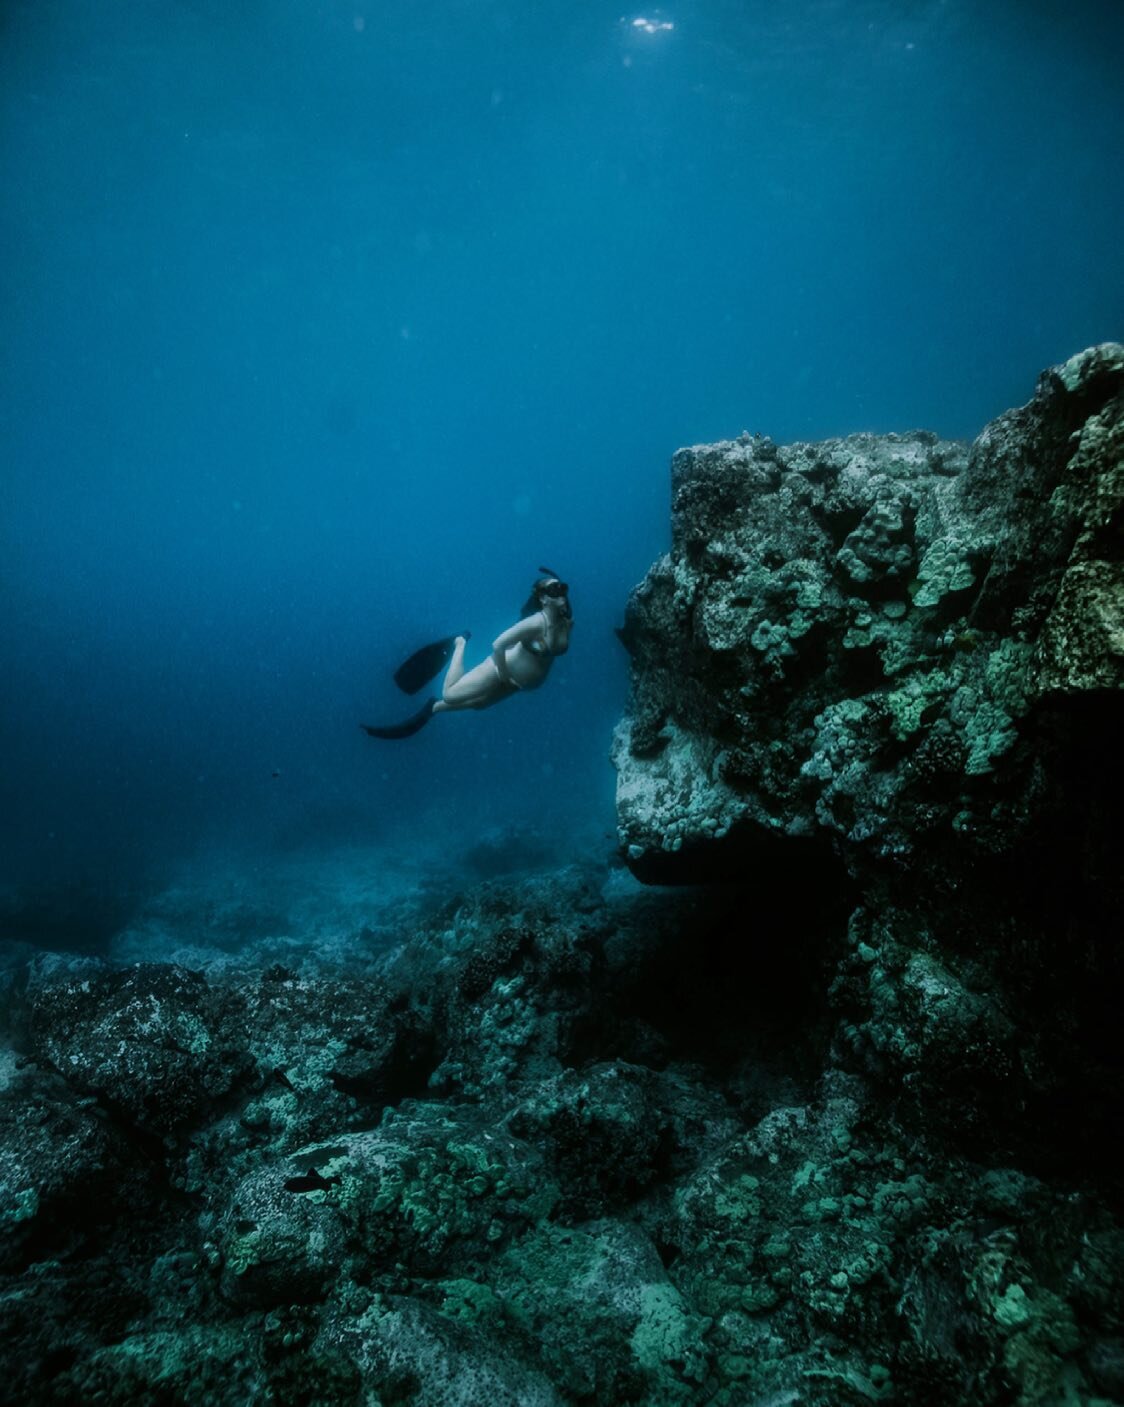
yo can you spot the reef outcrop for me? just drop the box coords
[614,342,1123,881]
[614,344,1124,1160]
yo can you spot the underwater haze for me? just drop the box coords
[2,5,1124,1404]
[2,0,1123,915]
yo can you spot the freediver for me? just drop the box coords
[360,569,573,739]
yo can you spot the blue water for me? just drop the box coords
[2,0,1122,905]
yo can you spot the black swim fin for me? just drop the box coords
[393,633,469,694]
[360,698,437,740]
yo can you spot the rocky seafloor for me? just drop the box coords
[2,346,1122,1406]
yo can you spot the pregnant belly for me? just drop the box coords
[506,646,552,690]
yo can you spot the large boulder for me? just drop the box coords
[25,960,251,1140]
[613,343,1123,885]
[613,345,1124,1158]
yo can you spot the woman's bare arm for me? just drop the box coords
[491,614,544,680]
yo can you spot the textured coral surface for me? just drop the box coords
[614,342,1123,877]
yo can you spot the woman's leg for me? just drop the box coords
[441,655,510,710]
[441,636,468,701]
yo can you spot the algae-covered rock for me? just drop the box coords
[218,1158,351,1307]
[614,344,1124,879]
[177,965,433,1203]
[491,1218,708,1404]
[26,961,251,1138]
[614,346,1124,1160]
[326,1293,562,1407]
[0,1051,139,1271]
[507,1062,673,1218]
[53,1324,270,1405]
[1,842,1121,1406]
[386,867,608,1099]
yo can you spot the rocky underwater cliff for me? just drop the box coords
[2,346,1122,1406]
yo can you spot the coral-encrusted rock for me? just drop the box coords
[614,347,1124,1161]
[0,1052,139,1271]
[490,1217,708,1402]
[26,962,252,1139]
[613,344,1124,882]
[218,1159,351,1307]
[506,1063,673,1218]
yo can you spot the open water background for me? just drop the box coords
[1,0,1122,926]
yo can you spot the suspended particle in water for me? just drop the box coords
[628,15,674,35]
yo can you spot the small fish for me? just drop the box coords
[271,769,282,779]
[271,1066,296,1092]
[283,1168,340,1194]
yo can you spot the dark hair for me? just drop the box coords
[521,573,571,620]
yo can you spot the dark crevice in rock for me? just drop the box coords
[603,882,848,1092]
[817,503,868,545]
[1050,365,1122,430]
[328,1017,439,1106]
[835,640,888,695]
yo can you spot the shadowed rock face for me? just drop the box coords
[614,343,1123,886]
[614,345,1124,1163]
